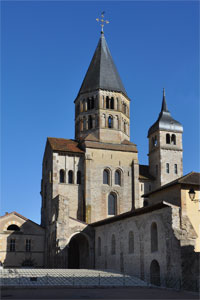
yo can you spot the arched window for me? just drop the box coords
[110,97,114,109]
[103,169,109,185]
[111,234,116,255]
[151,222,158,252]
[59,169,65,183]
[77,171,81,184]
[166,163,169,173]
[68,170,73,184]
[7,225,20,231]
[115,170,121,185]
[87,98,91,110]
[106,96,110,109]
[128,231,134,254]
[97,237,101,256]
[108,116,113,128]
[150,260,160,286]
[166,133,170,144]
[171,134,176,145]
[108,193,117,215]
[123,103,127,114]
[88,115,93,129]
[154,136,157,146]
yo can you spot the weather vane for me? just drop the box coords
[96,11,109,33]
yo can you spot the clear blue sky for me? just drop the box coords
[1,1,199,224]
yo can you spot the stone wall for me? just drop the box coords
[93,205,182,287]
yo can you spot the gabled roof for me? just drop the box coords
[0,211,43,229]
[78,32,127,97]
[47,137,84,154]
[148,89,183,137]
[143,172,200,197]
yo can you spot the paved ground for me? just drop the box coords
[1,287,199,300]
[0,269,148,287]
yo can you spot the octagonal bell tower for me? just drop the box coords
[74,32,130,144]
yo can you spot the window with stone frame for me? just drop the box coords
[128,231,134,254]
[151,222,158,252]
[111,234,116,255]
[174,164,178,174]
[108,116,113,128]
[97,237,101,256]
[115,170,121,185]
[77,171,81,184]
[68,170,73,184]
[166,133,170,144]
[171,134,176,145]
[103,169,110,185]
[88,115,93,129]
[108,193,117,215]
[59,169,65,183]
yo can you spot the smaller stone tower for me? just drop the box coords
[148,89,183,189]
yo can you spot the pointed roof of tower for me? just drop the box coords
[78,32,127,97]
[148,89,183,137]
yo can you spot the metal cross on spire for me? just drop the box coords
[96,11,109,33]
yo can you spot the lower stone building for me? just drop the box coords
[0,212,45,268]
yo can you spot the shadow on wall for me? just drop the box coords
[47,225,94,270]
[3,222,45,268]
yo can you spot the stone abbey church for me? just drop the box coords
[1,30,199,289]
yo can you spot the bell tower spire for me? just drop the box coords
[74,24,130,144]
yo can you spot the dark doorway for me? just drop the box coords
[150,260,160,286]
[68,233,90,269]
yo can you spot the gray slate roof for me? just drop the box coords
[78,33,127,97]
[148,89,183,137]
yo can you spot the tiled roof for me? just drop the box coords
[78,33,128,97]
[143,172,200,197]
[90,202,169,227]
[83,140,137,153]
[139,165,155,181]
[48,138,84,154]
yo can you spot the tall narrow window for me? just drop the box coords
[128,231,134,254]
[111,234,116,255]
[171,134,176,145]
[108,116,113,128]
[166,133,170,144]
[106,96,110,109]
[26,239,31,252]
[154,136,157,146]
[10,239,15,252]
[91,97,95,109]
[97,237,101,256]
[68,170,73,184]
[77,171,81,184]
[103,169,109,185]
[166,163,169,173]
[59,169,65,183]
[115,170,121,185]
[88,115,93,129]
[151,222,158,252]
[108,193,117,215]
[174,164,178,174]
[110,97,114,109]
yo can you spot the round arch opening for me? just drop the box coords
[68,233,90,269]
